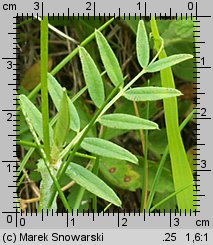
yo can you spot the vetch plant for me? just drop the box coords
[19,17,194,212]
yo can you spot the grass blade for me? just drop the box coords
[150,182,194,212]
[147,109,196,211]
[40,17,50,159]
[150,17,195,211]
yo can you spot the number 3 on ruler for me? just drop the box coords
[34,1,39,11]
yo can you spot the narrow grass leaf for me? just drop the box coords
[124,87,182,101]
[19,94,53,144]
[136,20,150,68]
[66,162,121,207]
[146,54,193,73]
[146,109,196,210]
[53,89,70,149]
[150,182,194,212]
[98,113,158,130]
[79,47,105,108]
[95,30,124,87]
[37,159,57,211]
[47,73,80,132]
[81,137,138,164]
[40,16,50,159]
[150,18,194,211]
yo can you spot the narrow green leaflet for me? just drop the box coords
[98,113,158,130]
[37,159,57,211]
[81,137,138,164]
[79,47,105,108]
[19,94,53,144]
[95,30,124,87]
[146,54,193,73]
[65,162,121,207]
[53,89,70,149]
[47,73,80,132]
[124,87,182,101]
[136,20,150,68]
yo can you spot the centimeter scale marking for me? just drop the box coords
[1,0,212,230]
[7,1,212,21]
[1,207,207,229]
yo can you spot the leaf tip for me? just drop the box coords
[132,156,139,165]
[155,123,160,130]
[174,88,183,97]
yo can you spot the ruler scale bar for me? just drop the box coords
[0,1,212,244]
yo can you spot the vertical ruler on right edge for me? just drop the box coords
[192,4,213,215]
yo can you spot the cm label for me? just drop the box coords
[2,3,16,11]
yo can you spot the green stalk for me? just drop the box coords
[18,140,38,149]
[150,17,195,211]
[17,148,35,174]
[72,187,86,211]
[92,157,100,212]
[140,86,150,211]
[40,17,50,161]
[150,182,194,212]
[40,17,71,211]
[72,160,95,211]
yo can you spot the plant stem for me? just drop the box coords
[40,17,50,161]
[40,17,71,211]
[140,85,150,211]
[95,70,145,120]
[92,157,100,212]
[72,160,94,211]
[150,182,194,212]
[72,187,86,211]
